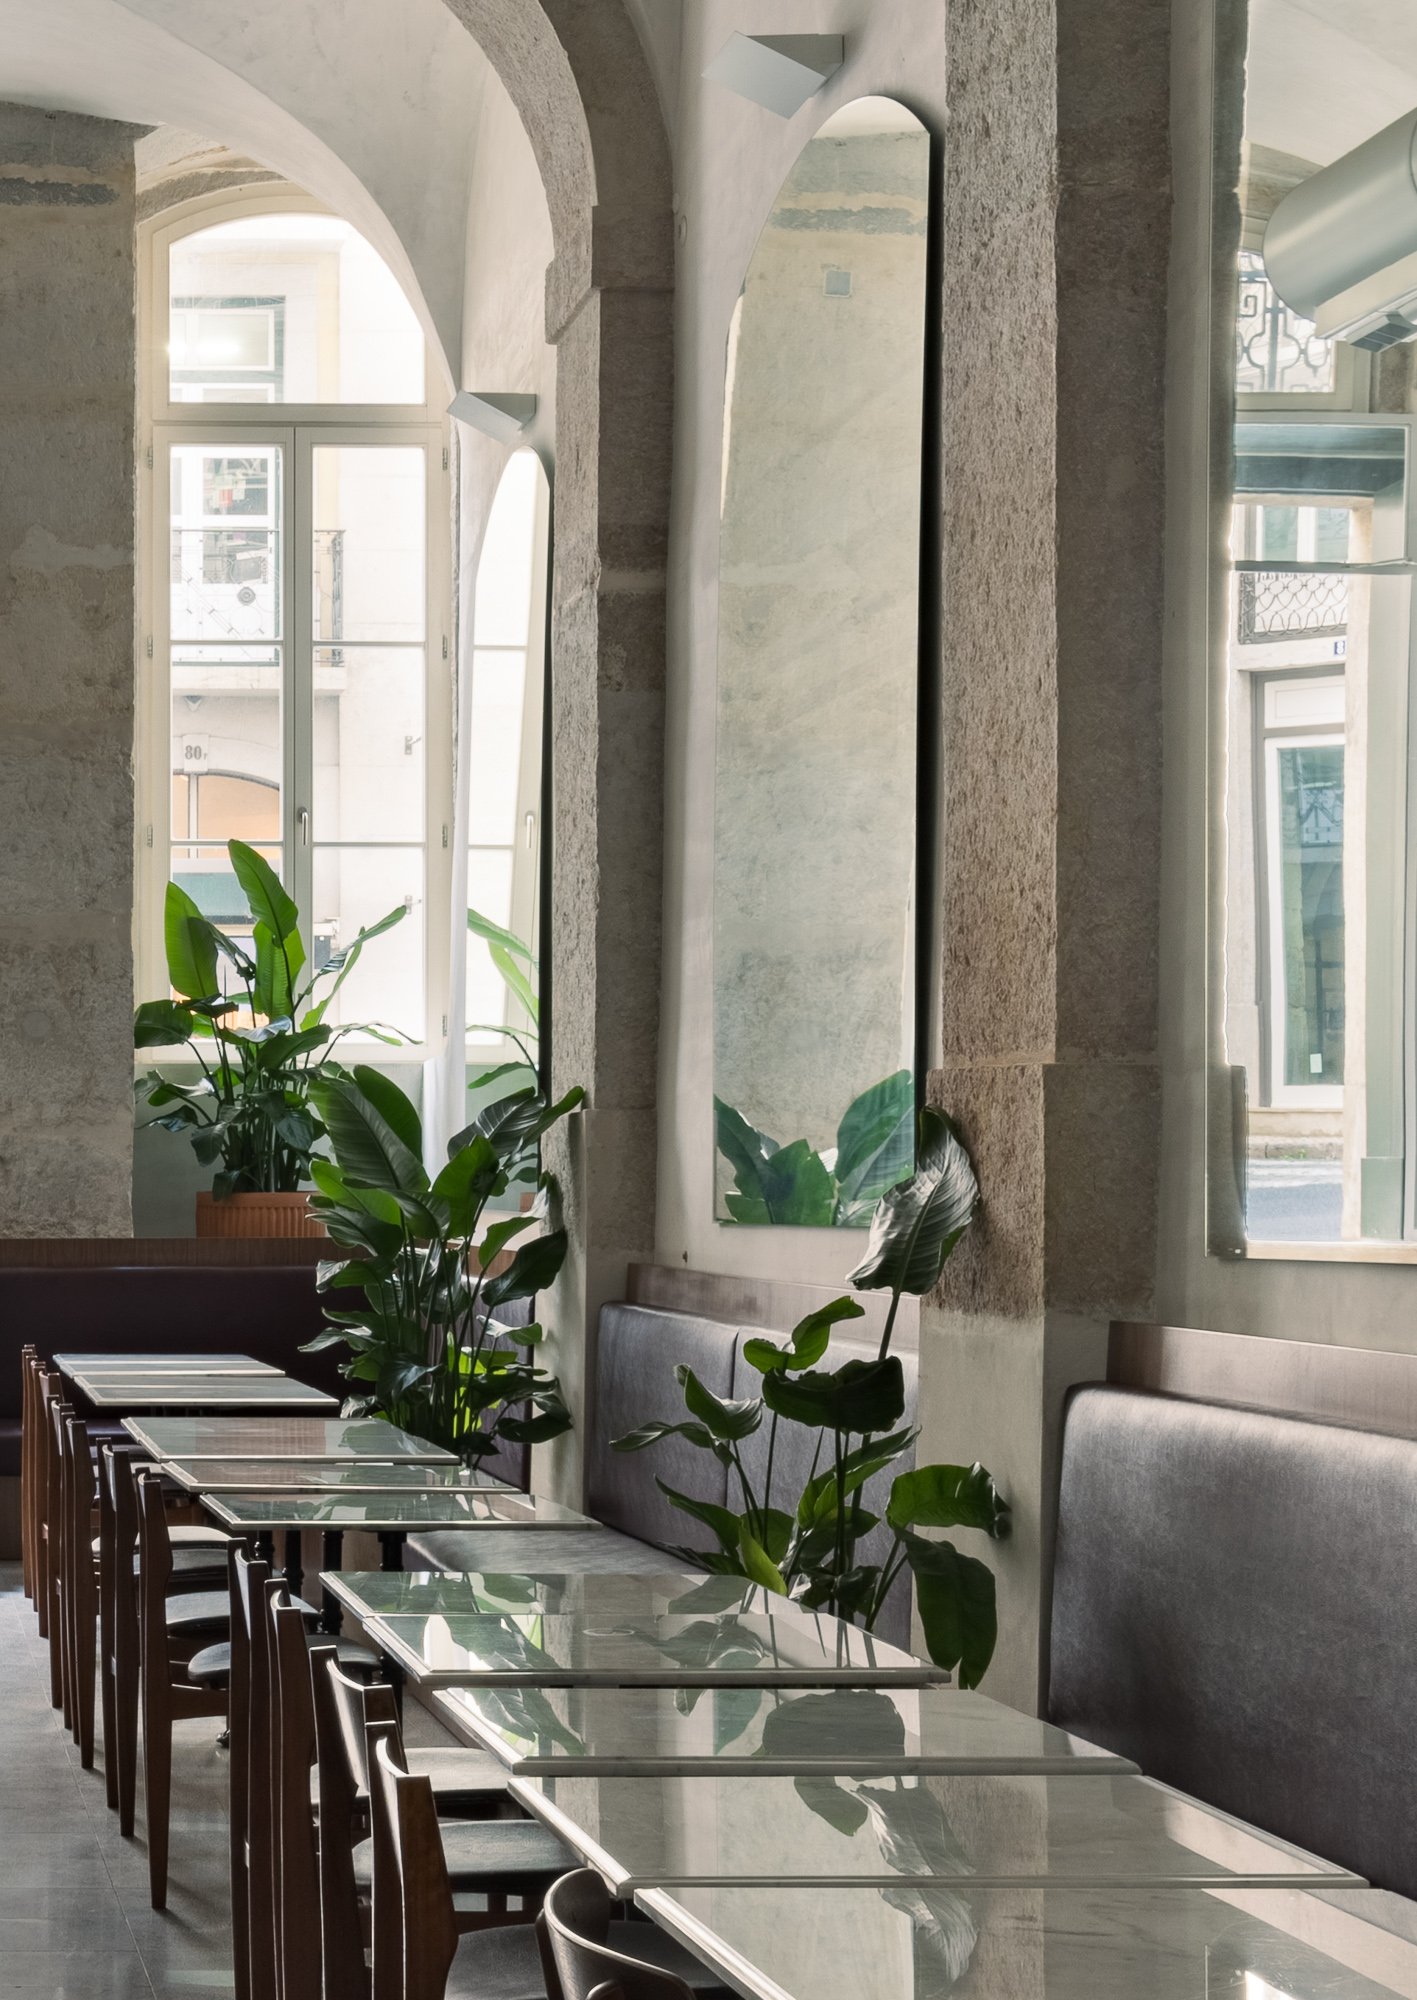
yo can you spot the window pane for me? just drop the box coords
[171,444,282,643]
[467,848,514,1038]
[171,641,282,842]
[312,847,424,1040]
[466,649,527,845]
[1235,423,1408,562]
[1275,744,1345,1091]
[169,214,424,404]
[312,447,425,642]
[313,647,424,842]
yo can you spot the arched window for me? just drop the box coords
[137,193,451,1045]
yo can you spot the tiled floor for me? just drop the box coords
[0,1558,235,2000]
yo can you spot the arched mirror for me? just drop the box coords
[712,97,932,1228]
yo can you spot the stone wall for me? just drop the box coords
[0,105,137,1235]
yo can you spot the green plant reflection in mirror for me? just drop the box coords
[713,97,930,1228]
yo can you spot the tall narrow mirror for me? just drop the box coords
[712,97,931,1228]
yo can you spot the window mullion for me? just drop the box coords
[290,426,314,959]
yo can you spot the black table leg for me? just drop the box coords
[378,1531,406,1572]
[321,1529,344,1632]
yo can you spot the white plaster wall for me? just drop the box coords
[655,0,949,1287]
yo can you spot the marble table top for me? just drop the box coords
[160,1461,510,1494]
[433,1681,1137,1778]
[202,1489,593,1533]
[363,1608,947,1689]
[122,1416,457,1462]
[634,1882,1413,2000]
[320,1568,762,1623]
[77,1374,337,1410]
[508,1769,1362,1894]
[56,1352,279,1374]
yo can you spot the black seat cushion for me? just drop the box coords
[354,1817,576,1893]
[163,1589,230,1636]
[442,1918,734,2000]
[1048,1384,1417,1899]
[403,1745,508,1810]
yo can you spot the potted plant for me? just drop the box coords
[134,838,407,1237]
[614,1108,1010,1686]
[714,1069,915,1227]
[302,1067,582,1464]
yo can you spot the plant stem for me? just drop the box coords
[878,1284,903,1363]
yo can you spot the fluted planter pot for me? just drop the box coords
[195,1191,326,1239]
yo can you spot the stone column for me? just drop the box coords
[0,106,138,1236]
[924,0,1169,1713]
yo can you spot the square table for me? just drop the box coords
[122,1416,457,1462]
[55,1352,280,1375]
[75,1374,338,1411]
[360,1608,948,1690]
[159,1461,511,1495]
[632,1882,1414,2000]
[508,1768,1364,1894]
[321,1568,759,1624]
[432,1681,1138,1778]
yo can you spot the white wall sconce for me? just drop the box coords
[703,34,845,118]
[447,391,538,443]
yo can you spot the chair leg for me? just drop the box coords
[101,1655,118,1811]
[117,1646,139,1836]
[143,1675,172,1909]
[75,1576,97,1769]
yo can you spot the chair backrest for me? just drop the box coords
[327,1654,401,1797]
[540,1871,693,2000]
[310,1646,367,2000]
[271,1596,321,2000]
[19,1344,37,1596]
[368,1729,455,2000]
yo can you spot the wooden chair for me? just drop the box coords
[38,1372,69,1708]
[19,1343,37,1601]
[136,1471,231,1909]
[60,1412,100,1767]
[540,1872,723,2000]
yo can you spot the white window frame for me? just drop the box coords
[136,189,452,1060]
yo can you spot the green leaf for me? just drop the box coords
[476,1208,539,1266]
[229,837,298,941]
[886,1462,1011,1539]
[311,1076,428,1194]
[467,907,536,963]
[163,881,220,1002]
[741,1296,864,1377]
[134,999,199,1049]
[899,1531,999,1688]
[500,1393,574,1444]
[303,904,408,1022]
[834,1070,916,1212]
[612,1419,717,1454]
[723,1191,771,1225]
[252,920,301,1022]
[797,1427,918,1526]
[430,1136,501,1237]
[489,941,539,1024]
[848,1107,979,1297]
[350,1065,424,1160]
[656,1481,744,1558]
[675,1366,763,1442]
[714,1098,777,1210]
[761,1356,905,1436]
[736,1521,787,1595]
[759,1140,837,1227]
[483,1229,568,1308]
[451,1086,584,1166]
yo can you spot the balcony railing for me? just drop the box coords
[1238,570,1348,646]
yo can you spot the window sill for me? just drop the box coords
[1240,1239,1417,1265]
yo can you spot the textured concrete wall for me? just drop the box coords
[0,104,137,1235]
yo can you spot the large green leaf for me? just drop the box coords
[253,920,298,1022]
[796,1427,918,1527]
[430,1135,501,1237]
[134,999,199,1049]
[848,1108,979,1297]
[451,1086,584,1165]
[761,1356,905,1435]
[483,1229,569,1307]
[350,1065,424,1160]
[612,1418,717,1454]
[467,907,536,963]
[714,1098,777,1210]
[230,839,299,943]
[656,1481,744,1559]
[760,1140,837,1227]
[302,904,408,1023]
[311,1076,428,1194]
[741,1296,863,1377]
[886,1462,1011,1539]
[489,942,539,1026]
[675,1365,763,1442]
[900,1531,998,1688]
[163,881,220,1002]
[835,1070,916,1213]
[736,1521,787,1595]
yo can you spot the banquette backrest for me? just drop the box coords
[588,1301,918,1646]
[1047,1380,1417,1898]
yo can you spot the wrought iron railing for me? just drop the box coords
[1235,250,1335,397]
[1238,570,1348,645]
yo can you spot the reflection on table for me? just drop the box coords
[122,1416,458,1462]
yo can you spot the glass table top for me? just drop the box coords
[56,1352,279,1374]
[161,1461,512,1495]
[122,1417,458,1463]
[635,1883,1413,2000]
[321,1569,763,1623]
[202,1489,594,1533]
[79,1375,337,1410]
[508,1770,1361,1895]
[433,1682,1136,1777]
[364,1610,946,1689]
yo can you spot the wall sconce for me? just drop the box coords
[703,34,844,118]
[447,391,538,444]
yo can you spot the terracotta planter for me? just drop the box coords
[195,1191,326,1240]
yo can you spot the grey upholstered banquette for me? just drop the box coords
[1048,1383,1417,1898]
[411,1300,919,1646]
